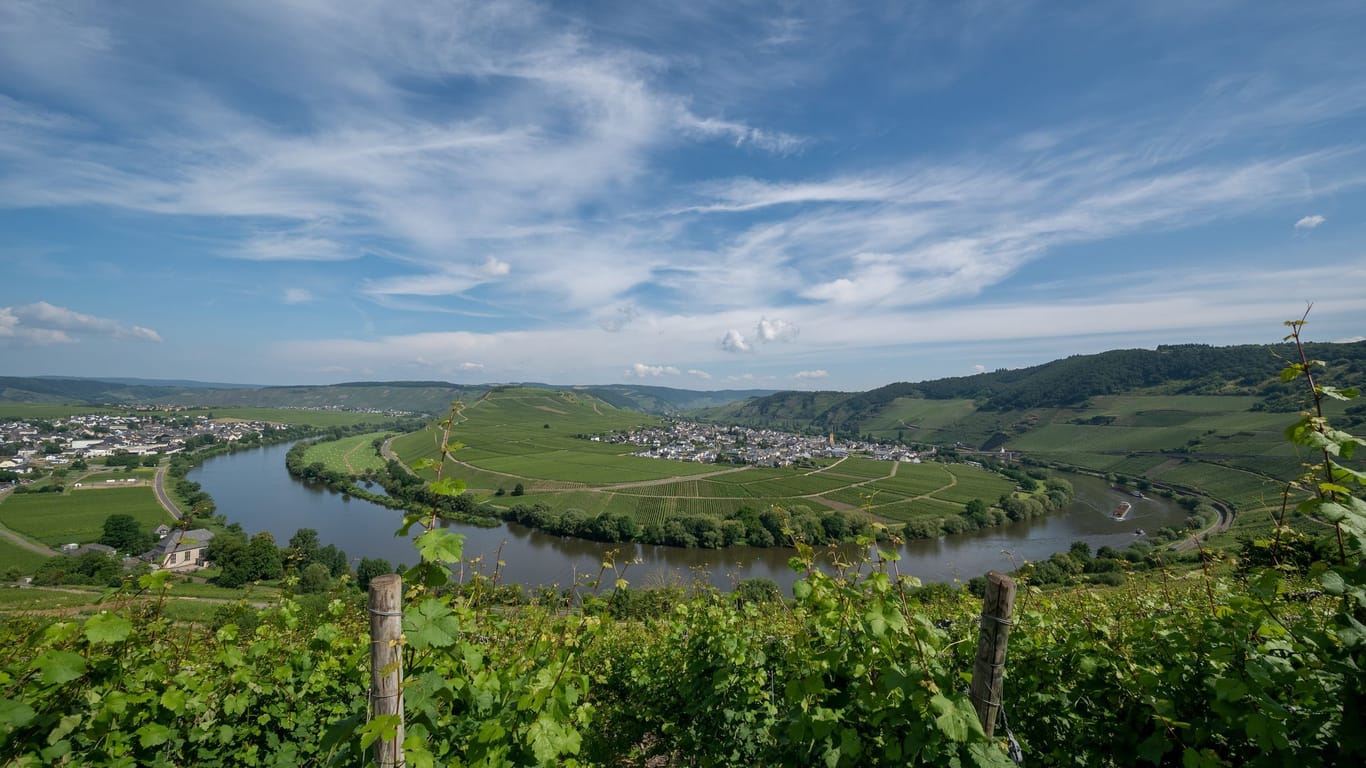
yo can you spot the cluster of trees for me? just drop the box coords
[99,513,154,555]
[500,502,874,548]
[31,550,135,587]
[102,451,159,468]
[205,525,394,592]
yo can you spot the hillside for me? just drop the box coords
[693,340,1366,516]
[383,386,1019,546]
[0,376,769,417]
[704,341,1366,430]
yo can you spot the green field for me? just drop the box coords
[301,432,391,474]
[389,388,1020,530]
[0,487,172,547]
[0,539,52,574]
[209,407,397,427]
[812,393,1340,515]
[0,404,127,419]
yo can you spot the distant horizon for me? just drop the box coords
[9,333,1364,395]
[3,3,1364,389]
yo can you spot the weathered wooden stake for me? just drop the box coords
[368,573,405,768]
[969,571,1016,739]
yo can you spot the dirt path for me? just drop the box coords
[0,525,54,557]
[3,587,274,615]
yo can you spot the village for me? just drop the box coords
[0,412,277,485]
[595,420,932,467]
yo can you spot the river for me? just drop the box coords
[189,443,1191,591]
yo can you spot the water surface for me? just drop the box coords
[191,444,1189,591]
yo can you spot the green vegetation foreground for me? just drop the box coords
[1,317,1363,766]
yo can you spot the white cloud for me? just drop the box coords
[362,273,481,297]
[626,362,680,377]
[458,362,485,371]
[720,329,751,353]
[756,317,798,343]
[973,364,987,374]
[0,302,161,345]
[793,369,828,380]
[230,234,355,262]
[1295,214,1326,229]
[479,257,511,277]
[283,288,314,304]
[687,368,712,380]
[1335,335,1365,343]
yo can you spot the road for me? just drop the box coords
[152,463,184,520]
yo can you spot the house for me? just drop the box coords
[154,524,171,539]
[145,528,215,571]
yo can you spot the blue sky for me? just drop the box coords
[2,1,1364,391]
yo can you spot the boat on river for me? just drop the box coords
[1112,501,1133,520]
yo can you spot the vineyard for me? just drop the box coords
[381,388,1016,539]
[2,321,1364,765]
[1,542,1361,767]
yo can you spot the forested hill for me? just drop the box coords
[578,385,779,414]
[702,340,1366,430]
[0,376,772,416]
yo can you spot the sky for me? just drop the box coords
[2,1,1365,392]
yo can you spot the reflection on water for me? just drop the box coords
[191,443,1191,591]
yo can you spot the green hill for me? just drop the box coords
[694,341,1366,515]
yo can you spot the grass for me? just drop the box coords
[0,588,103,611]
[207,407,396,427]
[395,388,1030,531]
[0,404,129,419]
[301,432,391,475]
[0,487,172,547]
[0,539,52,574]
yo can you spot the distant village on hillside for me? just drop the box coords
[0,413,276,481]
[597,420,934,467]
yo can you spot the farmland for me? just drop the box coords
[207,407,400,427]
[0,487,172,547]
[387,387,1017,531]
[0,538,50,574]
[301,431,391,474]
[720,391,1348,516]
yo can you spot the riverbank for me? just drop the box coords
[190,442,1194,590]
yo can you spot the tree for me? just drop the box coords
[356,557,393,592]
[100,514,153,555]
[511,483,525,497]
[288,528,321,569]
[298,562,332,594]
[246,532,284,581]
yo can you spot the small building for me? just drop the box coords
[145,528,215,572]
[154,524,171,539]
[71,543,116,557]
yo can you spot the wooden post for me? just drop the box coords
[368,573,404,768]
[970,571,1016,739]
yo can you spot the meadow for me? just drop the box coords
[0,539,51,574]
[207,407,397,427]
[0,404,125,419]
[0,487,172,547]
[300,431,391,474]
[384,388,1018,530]
[828,393,1346,516]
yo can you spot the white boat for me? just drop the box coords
[1112,501,1132,520]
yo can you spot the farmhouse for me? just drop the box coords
[145,528,215,571]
